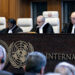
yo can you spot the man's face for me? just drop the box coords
[8,22,13,29]
[71,17,75,25]
[37,18,44,27]
[71,12,75,25]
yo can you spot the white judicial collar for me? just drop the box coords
[39,23,47,33]
[8,29,13,33]
[72,24,75,34]
[8,25,16,34]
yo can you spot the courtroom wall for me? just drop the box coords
[0,0,61,30]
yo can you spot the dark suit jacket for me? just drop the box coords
[36,23,54,34]
[0,71,13,75]
[61,22,73,33]
[0,26,23,34]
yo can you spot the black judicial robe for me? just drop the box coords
[36,23,54,34]
[0,26,23,33]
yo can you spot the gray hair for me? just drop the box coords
[37,15,45,22]
[42,17,45,22]
[25,51,47,73]
[54,62,75,75]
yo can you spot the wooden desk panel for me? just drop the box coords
[0,34,75,74]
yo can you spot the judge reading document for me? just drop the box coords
[0,19,23,34]
[36,15,54,34]
[62,12,75,34]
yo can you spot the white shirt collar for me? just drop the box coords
[71,24,75,34]
[39,23,47,33]
[40,22,47,29]
[8,25,16,33]
[73,24,75,27]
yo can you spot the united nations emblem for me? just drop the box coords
[8,41,34,69]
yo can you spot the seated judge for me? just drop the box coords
[62,12,75,34]
[0,19,23,34]
[36,15,54,34]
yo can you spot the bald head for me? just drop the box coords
[71,12,75,18]
[71,12,75,25]
[37,15,45,27]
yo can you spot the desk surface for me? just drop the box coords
[0,34,75,73]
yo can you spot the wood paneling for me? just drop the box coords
[20,0,31,18]
[0,0,62,30]
[9,0,21,20]
[0,0,61,18]
[9,0,31,19]
[0,0,9,19]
